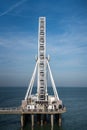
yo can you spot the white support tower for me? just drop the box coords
[37,17,47,101]
[23,17,63,110]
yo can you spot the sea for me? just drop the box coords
[0,87,87,130]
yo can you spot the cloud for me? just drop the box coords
[0,32,37,67]
[48,32,87,55]
[0,32,38,87]
[0,32,37,49]
[47,21,87,71]
[0,0,27,17]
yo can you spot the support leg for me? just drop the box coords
[37,114,41,124]
[44,114,47,124]
[21,114,25,127]
[41,114,43,126]
[51,114,54,128]
[31,114,34,127]
[58,114,62,126]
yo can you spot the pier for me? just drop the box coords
[0,107,66,127]
[0,107,66,114]
[0,17,66,128]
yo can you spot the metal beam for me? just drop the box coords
[25,61,38,100]
[47,60,59,100]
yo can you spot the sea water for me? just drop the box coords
[0,87,87,130]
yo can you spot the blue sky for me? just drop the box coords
[0,0,87,87]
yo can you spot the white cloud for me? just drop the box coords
[0,33,37,72]
[0,0,27,17]
[0,33,37,49]
[47,22,87,71]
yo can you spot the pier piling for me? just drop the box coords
[51,114,54,128]
[31,114,34,127]
[58,114,62,126]
[41,114,43,126]
[21,114,25,127]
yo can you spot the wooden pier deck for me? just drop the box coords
[0,107,66,114]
